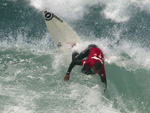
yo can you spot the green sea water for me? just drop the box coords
[0,0,150,113]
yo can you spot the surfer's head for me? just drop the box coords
[92,62,102,74]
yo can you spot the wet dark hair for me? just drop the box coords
[93,62,102,70]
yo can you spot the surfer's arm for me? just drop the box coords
[64,60,82,81]
[100,75,107,86]
[66,60,81,75]
[98,65,107,91]
[99,74,107,92]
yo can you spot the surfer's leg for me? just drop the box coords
[72,44,97,60]
[72,52,79,60]
[76,48,89,60]
[76,44,97,59]
[72,48,89,60]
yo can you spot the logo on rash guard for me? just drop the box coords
[94,53,97,56]
[99,54,102,58]
[91,56,103,64]
[83,61,86,66]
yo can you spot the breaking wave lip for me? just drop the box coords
[75,35,150,72]
[1,30,150,72]
[29,0,150,22]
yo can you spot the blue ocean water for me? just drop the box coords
[0,0,150,113]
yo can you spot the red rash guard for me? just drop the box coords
[81,47,106,79]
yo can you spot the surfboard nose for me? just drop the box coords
[44,12,54,21]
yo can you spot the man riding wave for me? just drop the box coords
[64,44,107,90]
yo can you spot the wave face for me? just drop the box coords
[0,0,150,113]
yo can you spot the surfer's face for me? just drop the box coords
[91,67,100,74]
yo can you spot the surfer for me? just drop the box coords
[64,44,107,90]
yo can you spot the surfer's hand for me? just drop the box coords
[64,74,70,81]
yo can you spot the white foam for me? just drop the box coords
[73,33,150,71]
[103,0,150,22]
[101,0,150,22]
[68,83,120,113]
[131,0,150,13]
[101,0,131,23]
[29,0,150,22]
[1,84,40,113]
[0,32,53,55]
[30,0,101,21]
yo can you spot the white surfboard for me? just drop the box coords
[44,11,81,62]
